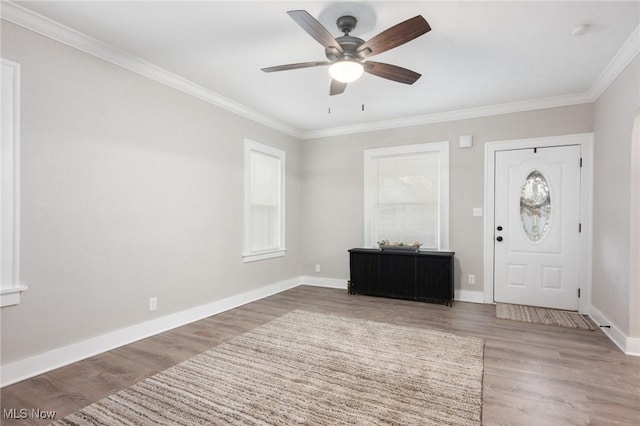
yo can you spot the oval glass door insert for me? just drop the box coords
[520,170,551,242]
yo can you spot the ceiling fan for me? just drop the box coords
[261,10,431,96]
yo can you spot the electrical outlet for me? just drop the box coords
[468,274,476,285]
[315,264,321,273]
[149,297,158,311]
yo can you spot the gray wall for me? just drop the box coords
[593,55,639,337]
[0,21,302,364]
[300,105,594,296]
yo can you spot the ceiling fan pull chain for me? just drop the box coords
[361,74,366,112]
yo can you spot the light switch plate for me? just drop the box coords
[473,207,483,217]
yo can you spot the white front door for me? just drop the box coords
[494,145,581,310]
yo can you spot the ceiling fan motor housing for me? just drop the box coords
[326,36,366,61]
[325,15,365,62]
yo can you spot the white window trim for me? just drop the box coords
[1,58,27,307]
[364,141,450,250]
[242,139,286,263]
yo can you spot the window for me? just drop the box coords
[520,170,551,242]
[243,139,286,262]
[364,142,449,250]
[1,59,27,307]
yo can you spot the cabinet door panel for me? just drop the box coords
[379,253,415,299]
[416,255,452,302]
[349,252,379,294]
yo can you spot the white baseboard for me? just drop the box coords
[628,337,640,356]
[300,276,348,289]
[455,289,485,304]
[0,277,301,387]
[589,305,640,356]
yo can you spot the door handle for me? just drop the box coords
[496,236,503,242]
[497,226,503,231]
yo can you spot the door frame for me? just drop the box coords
[483,133,594,313]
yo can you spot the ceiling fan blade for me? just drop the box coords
[358,15,430,58]
[364,61,421,85]
[287,10,343,53]
[261,61,332,73]
[330,79,347,96]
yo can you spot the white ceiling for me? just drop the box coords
[6,1,640,138]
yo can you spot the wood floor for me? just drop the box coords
[2,285,639,425]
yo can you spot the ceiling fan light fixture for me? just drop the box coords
[329,60,364,83]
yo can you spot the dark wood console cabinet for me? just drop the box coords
[348,248,455,306]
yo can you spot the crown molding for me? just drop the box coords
[2,2,637,141]
[301,92,593,140]
[588,25,640,102]
[300,24,639,140]
[0,2,303,139]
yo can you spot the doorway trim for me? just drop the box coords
[483,133,594,313]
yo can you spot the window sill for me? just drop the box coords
[242,249,286,263]
[0,285,29,307]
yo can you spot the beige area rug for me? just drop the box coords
[496,303,595,331]
[52,310,485,426]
